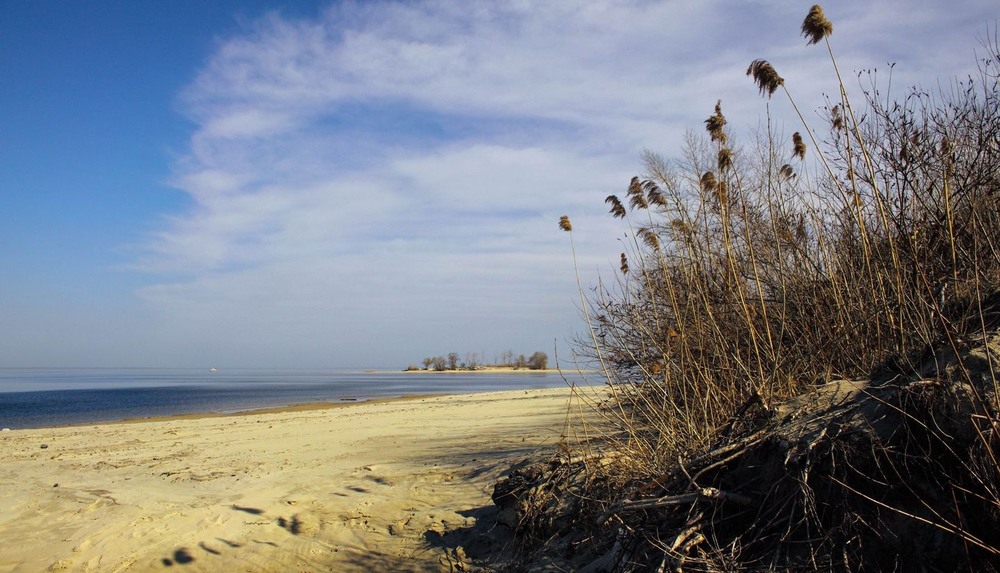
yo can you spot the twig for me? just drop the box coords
[597,487,753,525]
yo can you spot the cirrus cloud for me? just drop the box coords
[135,0,997,367]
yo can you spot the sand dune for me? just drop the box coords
[0,387,580,572]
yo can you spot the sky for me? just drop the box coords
[0,1,996,369]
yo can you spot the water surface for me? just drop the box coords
[0,368,586,429]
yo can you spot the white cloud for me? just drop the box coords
[134,0,997,367]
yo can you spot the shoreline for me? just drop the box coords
[82,393,452,429]
[0,387,586,572]
[1,369,593,431]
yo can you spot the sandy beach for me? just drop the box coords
[0,387,583,572]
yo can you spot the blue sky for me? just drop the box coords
[1,1,996,368]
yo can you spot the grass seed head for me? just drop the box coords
[705,100,728,143]
[779,163,795,180]
[831,104,844,130]
[747,59,784,98]
[802,4,833,45]
[700,171,718,194]
[619,252,629,275]
[629,192,649,210]
[644,181,667,207]
[627,176,643,197]
[558,215,573,232]
[626,176,649,209]
[792,132,806,160]
[670,218,691,236]
[605,195,627,219]
[718,147,733,171]
[638,227,660,251]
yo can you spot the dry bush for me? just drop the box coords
[582,19,1000,467]
[499,8,1000,572]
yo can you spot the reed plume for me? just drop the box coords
[830,104,844,130]
[671,218,692,236]
[627,176,643,197]
[644,181,667,207]
[700,171,717,194]
[625,177,648,210]
[802,4,833,45]
[747,59,784,97]
[637,227,660,250]
[705,100,728,143]
[792,132,806,159]
[558,215,573,232]
[605,195,627,218]
[718,147,733,171]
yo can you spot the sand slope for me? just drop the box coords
[0,388,578,572]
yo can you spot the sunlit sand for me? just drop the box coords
[0,388,576,572]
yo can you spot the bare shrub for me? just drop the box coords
[514,7,1000,571]
[585,21,1000,467]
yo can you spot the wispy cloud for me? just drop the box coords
[135,0,997,367]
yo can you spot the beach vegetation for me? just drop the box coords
[494,7,1000,571]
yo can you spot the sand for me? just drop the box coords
[0,387,581,572]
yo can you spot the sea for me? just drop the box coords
[0,368,591,430]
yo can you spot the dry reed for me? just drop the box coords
[516,5,1000,571]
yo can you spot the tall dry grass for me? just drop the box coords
[522,6,1000,570]
[567,7,1000,476]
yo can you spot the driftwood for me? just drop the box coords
[490,333,1000,572]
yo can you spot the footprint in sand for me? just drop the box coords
[198,541,222,555]
[161,548,195,566]
[387,516,414,536]
[277,512,320,536]
[365,474,393,486]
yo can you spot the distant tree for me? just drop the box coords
[466,353,480,370]
[527,351,548,370]
[501,349,515,367]
[432,356,447,371]
[515,354,528,369]
[422,357,433,370]
[447,352,460,371]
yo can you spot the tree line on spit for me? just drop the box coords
[407,351,548,371]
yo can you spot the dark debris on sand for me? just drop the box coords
[481,332,1000,572]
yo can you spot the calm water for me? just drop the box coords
[0,368,586,429]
